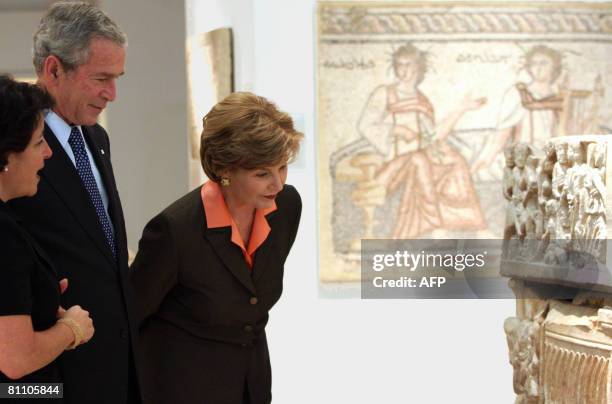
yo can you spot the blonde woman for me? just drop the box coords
[132,92,303,404]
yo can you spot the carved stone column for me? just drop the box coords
[502,136,612,403]
[541,300,612,403]
[504,280,548,404]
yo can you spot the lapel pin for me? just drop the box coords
[100,149,105,155]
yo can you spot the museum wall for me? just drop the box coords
[0,10,38,76]
[104,0,189,250]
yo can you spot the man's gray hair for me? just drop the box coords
[33,2,127,73]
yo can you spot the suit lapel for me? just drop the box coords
[252,211,278,282]
[203,227,256,294]
[42,125,117,270]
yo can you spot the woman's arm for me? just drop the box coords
[130,212,179,327]
[0,222,93,379]
[0,315,73,380]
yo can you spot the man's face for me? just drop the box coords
[53,38,126,126]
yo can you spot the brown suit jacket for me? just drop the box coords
[131,184,301,404]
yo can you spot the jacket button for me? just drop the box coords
[244,325,253,333]
[249,297,258,305]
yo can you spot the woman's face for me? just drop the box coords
[224,161,288,210]
[3,116,52,199]
[528,53,555,84]
[394,54,419,84]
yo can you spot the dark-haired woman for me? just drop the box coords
[0,75,94,398]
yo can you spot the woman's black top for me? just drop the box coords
[0,199,62,387]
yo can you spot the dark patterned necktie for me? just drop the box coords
[68,127,116,258]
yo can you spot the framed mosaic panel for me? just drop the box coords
[317,1,612,282]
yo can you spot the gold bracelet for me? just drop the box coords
[57,318,84,350]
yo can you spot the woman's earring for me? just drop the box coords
[1,166,7,173]
[221,178,230,187]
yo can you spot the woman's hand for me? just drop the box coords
[56,279,94,347]
[59,306,94,347]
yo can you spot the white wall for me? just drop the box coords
[0,10,41,76]
[104,0,189,250]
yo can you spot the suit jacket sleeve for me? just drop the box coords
[130,212,179,327]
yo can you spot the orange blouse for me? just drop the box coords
[200,181,276,269]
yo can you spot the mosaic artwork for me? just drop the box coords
[317,2,612,281]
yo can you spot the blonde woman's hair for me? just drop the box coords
[200,92,303,182]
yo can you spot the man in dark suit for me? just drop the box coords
[9,3,140,403]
